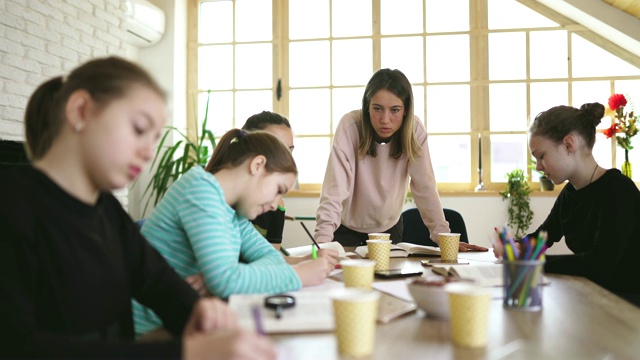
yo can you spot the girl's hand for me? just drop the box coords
[183,329,276,360]
[293,258,334,286]
[183,298,238,336]
[185,273,210,297]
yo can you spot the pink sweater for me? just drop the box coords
[314,110,450,244]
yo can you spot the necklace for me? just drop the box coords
[589,163,599,184]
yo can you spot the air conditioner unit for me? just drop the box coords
[125,0,165,47]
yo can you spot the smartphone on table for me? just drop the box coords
[374,269,423,279]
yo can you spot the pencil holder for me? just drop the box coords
[502,259,545,311]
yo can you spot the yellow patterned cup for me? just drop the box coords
[367,232,391,240]
[341,259,376,289]
[439,233,461,262]
[446,283,491,348]
[331,289,380,357]
[366,239,391,271]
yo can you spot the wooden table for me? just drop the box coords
[272,255,640,360]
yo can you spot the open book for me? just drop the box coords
[285,242,355,260]
[229,291,335,334]
[431,263,550,288]
[355,242,441,258]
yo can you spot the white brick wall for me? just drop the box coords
[0,0,131,206]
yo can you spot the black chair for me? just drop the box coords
[401,208,469,247]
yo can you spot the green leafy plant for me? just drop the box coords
[141,90,216,215]
[499,169,534,239]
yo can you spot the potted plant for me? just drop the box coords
[499,169,534,239]
[529,159,554,191]
[141,90,216,215]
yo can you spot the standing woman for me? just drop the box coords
[314,68,451,247]
[523,103,640,305]
[0,57,274,358]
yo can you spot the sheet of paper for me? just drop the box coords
[372,279,414,303]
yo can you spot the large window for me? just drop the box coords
[189,0,640,192]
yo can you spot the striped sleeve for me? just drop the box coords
[175,168,302,299]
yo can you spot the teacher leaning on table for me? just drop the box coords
[314,68,486,251]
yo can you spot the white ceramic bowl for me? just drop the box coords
[407,277,457,319]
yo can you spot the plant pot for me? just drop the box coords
[539,176,554,191]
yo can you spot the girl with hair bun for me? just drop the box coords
[134,128,336,336]
[496,102,640,306]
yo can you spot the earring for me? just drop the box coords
[74,123,83,133]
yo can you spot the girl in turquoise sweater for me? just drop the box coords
[134,129,335,335]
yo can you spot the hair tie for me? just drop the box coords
[230,129,247,144]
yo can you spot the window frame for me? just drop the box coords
[187,0,640,195]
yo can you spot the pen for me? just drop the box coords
[252,305,265,336]
[280,246,290,256]
[312,245,317,260]
[300,221,321,250]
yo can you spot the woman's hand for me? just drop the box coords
[458,243,489,252]
[183,329,276,360]
[185,273,210,297]
[293,258,334,286]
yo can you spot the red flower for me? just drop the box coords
[603,124,619,139]
[608,93,627,111]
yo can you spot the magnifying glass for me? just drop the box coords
[264,294,296,319]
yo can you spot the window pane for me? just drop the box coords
[235,90,273,128]
[289,41,330,87]
[381,0,423,35]
[413,86,425,123]
[235,0,272,42]
[332,39,373,86]
[199,2,232,43]
[530,30,568,79]
[381,37,424,83]
[332,87,365,133]
[235,44,272,89]
[294,137,330,183]
[202,91,233,136]
[593,136,613,168]
[199,45,233,90]
[426,35,469,82]
[489,32,526,80]
[488,0,558,30]
[490,134,528,183]
[489,83,527,131]
[426,85,470,133]
[614,80,640,106]
[425,0,468,32]
[572,34,640,78]
[429,135,471,182]
[530,82,568,122]
[332,0,371,37]
[289,89,330,135]
[289,0,329,40]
